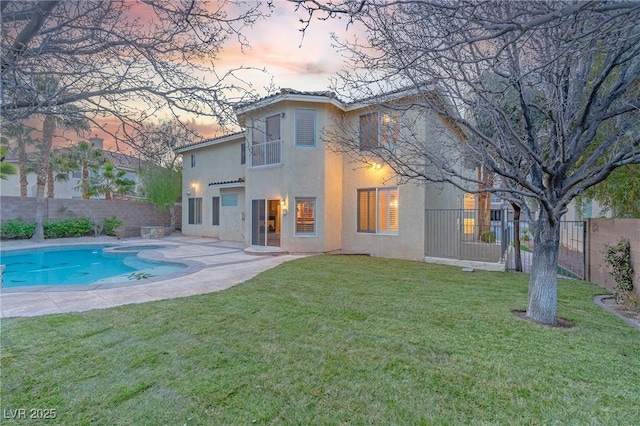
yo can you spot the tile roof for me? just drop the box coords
[234,88,343,112]
[173,131,244,152]
[208,178,245,186]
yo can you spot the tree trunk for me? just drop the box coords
[169,205,176,231]
[82,165,90,199]
[512,203,522,272]
[526,212,561,325]
[32,116,55,242]
[46,167,54,198]
[18,143,28,197]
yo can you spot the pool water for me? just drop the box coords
[0,245,185,288]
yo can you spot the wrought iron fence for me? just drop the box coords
[506,220,586,279]
[425,209,586,279]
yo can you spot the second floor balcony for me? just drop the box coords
[251,139,282,167]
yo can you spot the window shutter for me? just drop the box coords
[295,109,316,146]
[359,113,379,150]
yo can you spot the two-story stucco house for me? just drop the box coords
[175,88,467,262]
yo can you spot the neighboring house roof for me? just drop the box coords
[3,147,143,173]
[102,151,143,172]
[174,132,245,153]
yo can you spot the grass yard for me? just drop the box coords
[1,255,639,425]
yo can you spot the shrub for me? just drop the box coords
[104,216,122,236]
[44,218,92,238]
[603,237,634,304]
[0,219,36,239]
[480,231,496,243]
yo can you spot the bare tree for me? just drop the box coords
[294,0,640,325]
[2,0,270,241]
[1,0,269,145]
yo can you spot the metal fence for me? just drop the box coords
[425,209,585,279]
[506,219,586,279]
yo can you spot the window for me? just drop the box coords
[359,113,378,151]
[295,109,316,147]
[380,112,399,148]
[188,197,202,224]
[357,188,398,234]
[221,194,238,206]
[251,115,282,166]
[240,143,246,164]
[295,198,316,235]
[190,154,196,168]
[212,196,220,226]
[253,115,281,143]
[359,111,399,150]
[71,170,82,179]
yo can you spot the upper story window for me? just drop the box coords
[240,143,246,164]
[190,154,196,168]
[253,114,281,143]
[251,114,282,167]
[359,111,399,151]
[295,109,316,147]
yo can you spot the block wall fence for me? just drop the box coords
[586,218,640,295]
[0,196,181,230]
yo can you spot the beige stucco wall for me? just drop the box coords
[339,106,462,262]
[243,102,343,253]
[340,162,427,261]
[181,135,245,240]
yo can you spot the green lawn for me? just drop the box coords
[1,255,639,425]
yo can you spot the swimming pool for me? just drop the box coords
[0,245,185,288]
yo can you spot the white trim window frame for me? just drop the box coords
[188,197,202,225]
[359,111,399,151]
[295,197,317,236]
[295,108,316,147]
[251,114,282,167]
[357,187,398,235]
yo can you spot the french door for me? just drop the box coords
[251,199,281,247]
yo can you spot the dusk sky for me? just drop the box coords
[224,3,354,94]
[93,2,357,150]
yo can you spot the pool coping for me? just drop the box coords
[0,235,304,318]
[0,241,205,293]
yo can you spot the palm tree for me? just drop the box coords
[47,149,75,198]
[65,140,105,199]
[2,122,36,196]
[0,146,17,179]
[88,161,135,200]
[30,77,89,241]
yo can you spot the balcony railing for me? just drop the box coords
[251,139,282,167]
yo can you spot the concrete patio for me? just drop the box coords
[0,234,304,318]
